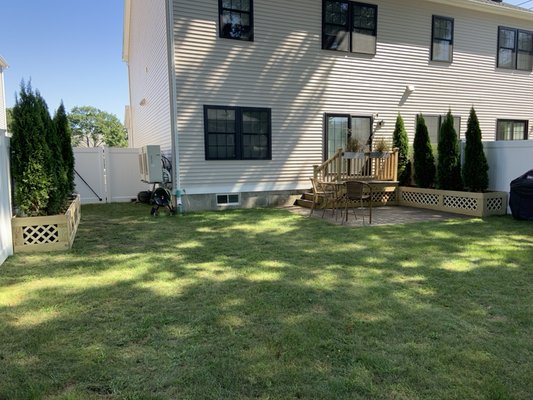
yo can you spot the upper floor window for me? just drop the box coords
[431,16,454,62]
[496,120,528,140]
[219,0,253,41]
[204,105,271,160]
[497,27,533,71]
[322,1,377,54]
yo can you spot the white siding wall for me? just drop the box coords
[126,0,172,154]
[0,66,6,130]
[170,0,533,195]
[0,62,12,263]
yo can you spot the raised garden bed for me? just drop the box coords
[11,194,81,253]
[398,186,507,217]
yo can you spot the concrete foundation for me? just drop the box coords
[180,190,305,212]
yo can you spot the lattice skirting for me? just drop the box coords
[12,195,81,253]
[398,187,507,217]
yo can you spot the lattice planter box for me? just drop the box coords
[398,187,507,217]
[11,195,81,253]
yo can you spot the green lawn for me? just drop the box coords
[0,204,532,399]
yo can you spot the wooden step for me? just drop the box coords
[294,198,314,209]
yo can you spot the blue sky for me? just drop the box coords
[0,0,529,123]
[0,0,128,120]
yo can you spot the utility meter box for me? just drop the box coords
[139,145,163,182]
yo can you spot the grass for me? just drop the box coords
[0,203,532,399]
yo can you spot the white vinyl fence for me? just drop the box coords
[74,147,147,204]
[0,131,13,265]
[484,141,533,193]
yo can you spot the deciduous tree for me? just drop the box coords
[68,106,127,147]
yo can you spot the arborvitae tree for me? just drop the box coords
[463,107,489,192]
[392,113,410,185]
[10,82,52,216]
[54,102,75,197]
[437,111,462,190]
[413,114,436,188]
[37,91,63,215]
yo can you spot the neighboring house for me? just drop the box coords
[123,0,533,210]
[0,55,13,265]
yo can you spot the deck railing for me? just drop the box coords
[313,148,399,183]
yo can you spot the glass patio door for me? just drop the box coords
[325,114,372,160]
[325,115,349,160]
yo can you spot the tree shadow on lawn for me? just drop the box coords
[0,204,532,399]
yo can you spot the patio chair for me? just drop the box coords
[341,180,372,224]
[309,178,338,218]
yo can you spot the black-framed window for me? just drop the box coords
[497,26,533,71]
[219,0,253,41]
[322,1,377,54]
[324,114,372,160]
[420,114,461,144]
[496,119,528,140]
[431,16,454,62]
[204,105,271,160]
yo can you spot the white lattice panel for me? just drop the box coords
[443,195,478,210]
[22,224,59,245]
[486,197,503,211]
[372,191,396,203]
[402,191,439,206]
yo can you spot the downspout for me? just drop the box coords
[166,0,181,205]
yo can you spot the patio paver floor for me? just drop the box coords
[285,205,471,226]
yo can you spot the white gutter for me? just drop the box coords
[0,56,8,70]
[122,0,131,62]
[166,0,181,198]
[426,0,533,22]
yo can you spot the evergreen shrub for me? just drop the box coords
[413,114,436,188]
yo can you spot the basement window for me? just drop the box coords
[217,193,240,206]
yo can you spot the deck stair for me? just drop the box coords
[294,182,400,209]
[294,148,401,210]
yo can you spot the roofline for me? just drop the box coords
[0,55,8,69]
[122,0,131,62]
[427,0,533,22]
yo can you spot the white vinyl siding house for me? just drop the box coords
[0,56,13,265]
[122,0,172,153]
[124,0,533,209]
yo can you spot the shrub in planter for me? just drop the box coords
[437,111,462,190]
[11,83,52,216]
[463,107,489,192]
[392,113,409,185]
[11,83,73,216]
[54,102,75,199]
[413,114,435,188]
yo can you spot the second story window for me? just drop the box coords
[498,27,533,71]
[219,0,253,41]
[431,16,454,62]
[322,1,377,55]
